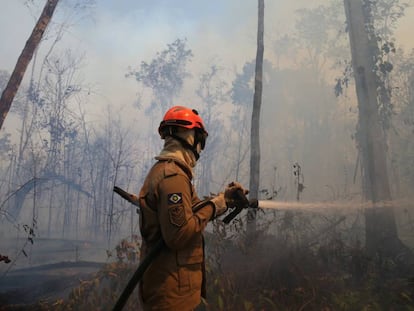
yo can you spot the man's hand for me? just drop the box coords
[224,182,249,208]
[210,182,249,219]
[210,193,227,217]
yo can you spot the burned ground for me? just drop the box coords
[1,203,414,310]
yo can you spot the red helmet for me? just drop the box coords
[158,106,208,138]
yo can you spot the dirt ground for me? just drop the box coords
[0,261,104,308]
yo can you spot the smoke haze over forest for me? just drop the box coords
[1,1,414,309]
[1,0,412,118]
[0,0,413,233]
[0,0,413,231]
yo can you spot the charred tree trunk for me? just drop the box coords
[248,0,264,234]
[344,0,410,260]
[0,0,60,130]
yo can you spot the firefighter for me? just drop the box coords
[138,106,242,310]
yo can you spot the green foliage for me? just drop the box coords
[231,61,255,107]
[127,38,193,114]
[334,60,352,97]
[386,38,414,195]
[295,1,348,68]
[369,0,410,38]
[351,0,410,131]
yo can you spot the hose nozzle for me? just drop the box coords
[222,188,259,224]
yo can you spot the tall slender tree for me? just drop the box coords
[248,0,264,234]
[0,0,60,130]
[195,65,228,196]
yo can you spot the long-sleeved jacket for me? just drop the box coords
[138,155,214,311]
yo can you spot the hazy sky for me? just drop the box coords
[1,0,414,203]
[1,0,413,125]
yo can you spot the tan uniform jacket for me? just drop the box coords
[138,156,213,311]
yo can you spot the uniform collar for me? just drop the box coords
[155,137,195,178]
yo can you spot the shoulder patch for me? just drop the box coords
[168,205,187,227]
[168,193,183,205]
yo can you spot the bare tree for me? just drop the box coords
[248,0,264,234]
[0,0,60,130]
[195,65,228,195]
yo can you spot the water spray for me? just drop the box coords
[224,193,400,226]
[255,200,394,211]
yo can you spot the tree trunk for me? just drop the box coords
[0,0,60,130]
[344,0,408,259]
[247,0,264,235]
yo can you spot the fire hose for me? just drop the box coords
[111,186,258,311]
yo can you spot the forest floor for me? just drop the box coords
[1,201,414,310]
[0,236,110,310]
[0,261,104,307]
